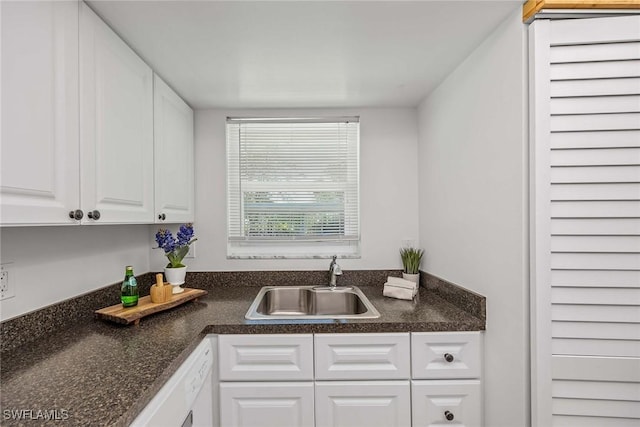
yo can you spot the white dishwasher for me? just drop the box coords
[131,338,214,427]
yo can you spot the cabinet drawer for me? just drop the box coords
[412,380,481,427]
[220,382,315,427]
[411,332,481,379]
[218,334,314,381]
[315,381,411,427]
[315,333,410,380]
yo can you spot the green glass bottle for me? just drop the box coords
[121,266,138,307]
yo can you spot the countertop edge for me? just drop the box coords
[114,331,209,427]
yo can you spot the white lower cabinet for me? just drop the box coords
[315,381,411,427]
[315,333,410,380]
[314,333,411,427]
[216,332,483,427]
[411,332,481,379]
[412,380,481,427]
[218,334,314,381]
[220,382,315,427]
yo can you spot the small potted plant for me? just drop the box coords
[400,247,424,285]
[155,223,197,294]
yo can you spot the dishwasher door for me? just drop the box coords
[131,338,214,427]
[186,365,213,427]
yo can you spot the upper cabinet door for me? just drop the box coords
[1,0,80,226]
[153,75,194,223]
[80,2,154,224]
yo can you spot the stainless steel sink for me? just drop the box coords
[245,286,380,320]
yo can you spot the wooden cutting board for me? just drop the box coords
[95,288,207,326]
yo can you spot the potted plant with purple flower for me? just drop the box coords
[155,223,196,293]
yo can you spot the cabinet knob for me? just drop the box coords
[158,213,166,221]
[87,210,101,220]
[444,410,454,421]
[444,353,454,363]
[68,209,84,220]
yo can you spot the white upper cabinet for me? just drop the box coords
[2,2,192,227]
[1,0,80,225]
[153,74,194,223]
[80,2,154,224]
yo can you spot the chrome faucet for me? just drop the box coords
[328,255,342,288]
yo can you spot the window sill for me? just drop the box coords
[227,240,361,259]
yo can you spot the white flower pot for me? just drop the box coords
[402,272,420,285]
[164,266,187,294]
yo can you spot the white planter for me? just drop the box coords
[164,266,187,294]
[402,272,420,285]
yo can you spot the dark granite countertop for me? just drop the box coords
[0,277,484,427]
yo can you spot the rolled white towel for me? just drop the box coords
[387,276,417,289]
[383,276,417,300]
[383,283,415,300]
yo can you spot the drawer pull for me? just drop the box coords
[87,210,101,220]
[68,209,83,220]
[444,353,454,363]
[444,410,454,421]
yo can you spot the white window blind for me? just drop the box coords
[226,117,360,258]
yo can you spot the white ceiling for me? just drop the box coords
[88,0,522,109]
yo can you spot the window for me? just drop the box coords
[226,117,360,258]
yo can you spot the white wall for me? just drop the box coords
[417,11,528,427]
[0,225,150,320]
[1,108,418,319]
[149,108,420,272]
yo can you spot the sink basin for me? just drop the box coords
[245,286,380,320]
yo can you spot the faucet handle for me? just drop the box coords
[331,256,342,274]
[328,255,342,287]
[330,255,337,267]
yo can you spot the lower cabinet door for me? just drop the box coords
[315,381,411,427]
[219,382,314,427]
[411,380,481,427]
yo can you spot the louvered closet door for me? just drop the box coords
[530,15,640,427]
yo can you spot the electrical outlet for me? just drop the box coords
[0,264,15,300]
[185,242,196,259]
